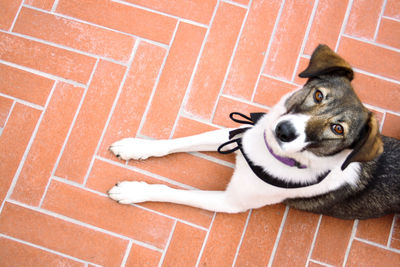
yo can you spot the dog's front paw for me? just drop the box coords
[109,138,167,160]
[108,181,151,204]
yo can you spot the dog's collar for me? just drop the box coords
[263,132,307,169]
[218,112,330,189]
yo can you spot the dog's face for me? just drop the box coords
[282,76,367,156]
[270,45,383,169]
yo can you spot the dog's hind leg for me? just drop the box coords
[109,128,233,161]
[108,180,246,213]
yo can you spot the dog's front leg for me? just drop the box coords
[108,181,246,213]
[109,128,233,160]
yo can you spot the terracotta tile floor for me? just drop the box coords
[0,0,399,266]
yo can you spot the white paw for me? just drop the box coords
[109,138,167,160]
[108,181,152,204]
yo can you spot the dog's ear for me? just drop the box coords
[299,44,354,81]
[341,113,383,170]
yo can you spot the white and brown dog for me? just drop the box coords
[108,45,399,220]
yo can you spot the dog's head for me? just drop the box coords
[271,44,383,170]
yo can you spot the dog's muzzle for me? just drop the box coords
[275,121,298,142]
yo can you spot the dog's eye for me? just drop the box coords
[313,90,324,103]
[331,124,344,135]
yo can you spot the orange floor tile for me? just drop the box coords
[0,0,399,266]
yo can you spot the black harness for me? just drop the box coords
[217,112,330,189]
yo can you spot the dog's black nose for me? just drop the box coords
[275,121,298,142]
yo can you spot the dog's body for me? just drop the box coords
[108,45,400,220]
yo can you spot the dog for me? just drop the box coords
[108,44,399,220]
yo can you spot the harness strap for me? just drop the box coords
[217,138,242,154]
[217,112,331,189]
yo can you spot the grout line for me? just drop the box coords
[180,112,224,129]
[342,33,400,53]
[2,100,21,131]
[0,81,58,214]
[8,0,24,32]
[111,0,209,28]
[261,72,302,87]
[300,53,311,59]
[373,0,388,41]
[179,18,208,28]
[0,234,102,267]
[220,93,271,110]
[39,59,99,208]
[136,21,179,137]
[126,240,163,254]
[222,0,249,9]
[81,40,140,187]
[0,59,86,88]
[158,220,177,267]
[335,0,354,51]
[0,96,11,129]
[3,29,129,67]
[291,0,320,82]
[36,166,55,208]
[0,92,45,111]
[232,209,252,266]
[382,15,400,23]
[209,0,252,123]
[51,0,60,12]
[354,236,400,253]
[379,111,387,132]
[195,213,217,267]
[120,240,133,267]
[308,259,335,267]
[169,1,219,137]
[178,18,210,29]
[134,36,169,50]
[135,133,157,140]
[250,0,286,102]
[342,219,358,267]
[169,217,209,232]
[387,215,398,248]
[267,205,290,267]
[306,214,323,267]
[95,155,197,190]
[354,67,400,85]
[52,176,88,189]
[190,151,235,168]
[364,103,400,117]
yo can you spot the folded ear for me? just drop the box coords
[299,44,354,81]
[341,113,383,170]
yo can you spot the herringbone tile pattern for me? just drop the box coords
[0,0,399,266]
